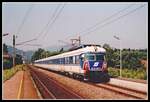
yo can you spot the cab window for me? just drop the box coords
[96,54,104,61]
[85,54,95,61]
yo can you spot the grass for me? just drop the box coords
[108,67,147,80]
[3,64,27,82]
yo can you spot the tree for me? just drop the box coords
[103,43,115,67]
[15,54,23,65]
[102,44,145,69]
[31,48,45,61]
[103,43,111,50]
[3,58,13,69]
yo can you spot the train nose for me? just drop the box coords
[101,61,107,72]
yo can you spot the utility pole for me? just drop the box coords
[58,36,81,50]
[113,35,122,78]
[78,36,81,46]
[70,36,81,47]
[13,35,16,67]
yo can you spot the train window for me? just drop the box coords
[65,57,66,64]
[56,59,58,64]
[60,58,64,64]
[69,56,73,64]
[56,59,57,64]
[59,58,61,64]
[49,60,51,64]
[59,59,60,64]
[53,59,54,64]
[59,59,61,64]
[67,57,69,64]
[55,59,56,64]
[75,55,80,64]
[65,58,67,64]
[65,57,69,64]
[62,58,65,64]
[53,59,55,64]
[86,54,95,61]
[96,54,104,61]
[55,59,57,64]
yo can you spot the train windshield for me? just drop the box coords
[96,54,104,61]
[85,54,104,61]
[86,54,95,61]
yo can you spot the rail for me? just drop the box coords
[28,65,83,99]
[88,82,147,99]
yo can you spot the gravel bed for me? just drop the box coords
[34,68,136,99]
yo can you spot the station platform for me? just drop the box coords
[3,70,40,100]
[108,78,148,93]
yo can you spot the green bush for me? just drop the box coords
[108,67,120,77]
[3,64,26,82]
[3,59,13,69]
[108,67,147,80]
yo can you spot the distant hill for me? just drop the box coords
[25,50,34,62]
[7,45,34,62]
[7,45,24,56]
[6,44,76,62]
[45,45,60,51]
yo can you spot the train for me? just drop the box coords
[33,44,110,82]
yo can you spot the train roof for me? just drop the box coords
[34,45,106,62]
[68,44,101,51]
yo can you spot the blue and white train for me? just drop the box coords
[34,44,110,82]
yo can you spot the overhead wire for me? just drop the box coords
[41,3,66,39]
[64,4,135,40]
[29,4,146,51]
[40,3,66,49]
[79,4,146,37]
[57,4,136,49]
[78,4,135,35]
[35,4,61,39]
[16,4,34,36]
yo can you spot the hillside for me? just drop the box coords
[7,45,34,62]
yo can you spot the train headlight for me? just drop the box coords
[102,61,107,71]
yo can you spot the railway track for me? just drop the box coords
[29,66,83,99]
[28,65,147,99]
[87,82,147,99]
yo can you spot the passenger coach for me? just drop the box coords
[34,44,110,82]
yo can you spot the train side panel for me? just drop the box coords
[34,64,83,75]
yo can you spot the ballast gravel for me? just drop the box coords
[34,67,135,99]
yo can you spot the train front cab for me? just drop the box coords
[80,52,110,82]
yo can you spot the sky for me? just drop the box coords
[2,2,148,51]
